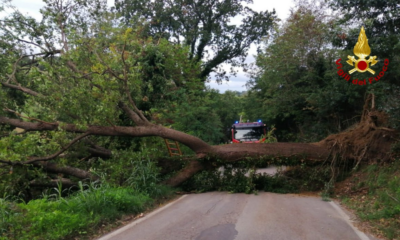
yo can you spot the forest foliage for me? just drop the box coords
[0,0,399,200]
[0,0,400,239]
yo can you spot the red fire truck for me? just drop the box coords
[231,120,267,143]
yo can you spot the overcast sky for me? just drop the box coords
[2,0,296,93]
[207,0,295,92]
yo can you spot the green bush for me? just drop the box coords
[21,198,87,239]
[253,173,298,193]
[182,163,303,194]
[181,158,338,195]
[0,183,152,240]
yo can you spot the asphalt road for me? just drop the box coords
[98,192,377,240]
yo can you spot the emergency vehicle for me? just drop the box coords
[231,120,267,143]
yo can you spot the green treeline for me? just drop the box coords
[0,0,400,239]
[245,0,400,142]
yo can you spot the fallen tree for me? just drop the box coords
[1,90,397,188]
[0,1,398,193]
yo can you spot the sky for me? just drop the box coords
[1,0,296,93]
[207,0,295,92]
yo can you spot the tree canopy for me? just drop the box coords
[245,0,400,141]
[327,0,400,127]
[114,0,277,81]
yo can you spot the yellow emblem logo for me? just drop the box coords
[346,27,378,74]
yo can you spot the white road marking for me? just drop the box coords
[97,195,188,240]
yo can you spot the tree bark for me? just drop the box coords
[163,160,205,187]
[211,142,329,162]
[32,162,99,181]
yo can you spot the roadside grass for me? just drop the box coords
[338,159,400,240]
[0,147,177,240]
[0,182,174,240]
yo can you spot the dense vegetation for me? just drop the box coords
[246,0,400,142]
[338,159,400,239]
[0,0,399,239]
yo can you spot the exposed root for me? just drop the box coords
[319,94,398,164]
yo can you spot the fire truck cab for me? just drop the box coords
[231,120,267,143]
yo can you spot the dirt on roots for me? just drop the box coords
[318,94,398,165]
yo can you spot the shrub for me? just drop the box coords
[1,183,152,240]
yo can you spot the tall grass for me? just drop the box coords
[341,159,400,239]
[1,146,176,240]
[0,198,21,239]
[97,147,171,198]
[125,150,173,198]
[1,182,152,240]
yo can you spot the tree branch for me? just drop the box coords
[163,159,204,187]
[120,42,147,122]
[0,159,15,165]
[5,55,24,84]
[1,82,40,96]
[23,132,91,164]
[85,139,112,158]
[0,116,212,153]
[118,101,148,125]
[4,108,57,125]
[32,161,99,181]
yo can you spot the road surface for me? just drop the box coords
[98,192,377,240]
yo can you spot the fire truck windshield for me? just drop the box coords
[234,127,264,142]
